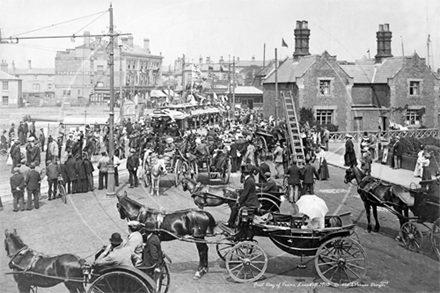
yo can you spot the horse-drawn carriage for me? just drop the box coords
[216,210,367,286]
[4,229,171,293]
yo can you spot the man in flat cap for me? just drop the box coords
[10,167,25,212]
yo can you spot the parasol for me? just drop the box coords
[295,195,329,220]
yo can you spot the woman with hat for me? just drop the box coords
[124,221,144,267]
[344,134,356,167]
[273,142,284,178]
[142,222,163,273]
[361,147,372,176]
[414,145,425,177]
[95,233,134,268]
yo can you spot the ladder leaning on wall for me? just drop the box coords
[280,91,306,167]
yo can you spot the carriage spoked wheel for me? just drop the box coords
[225,241,268,283]
[315,237,367,287]
[401,222,424,252]
[156,263,170,293]
[58,184,67,204]
[430,218,440,260]
[258,198,280,215]
[216,239,238,261]
[88,270,155,293]
[174,159,183,187]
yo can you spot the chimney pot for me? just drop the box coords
[384,23,389,31]
[296,21,302,29]
[302,20,308,29]
[379,24,384,31]
[28,60,32,70]
[143,38,150,53]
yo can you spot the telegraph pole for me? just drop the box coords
[106,4,116,196]
[119,45,123,126]
[275,48,278,126]
[232,56,236,116]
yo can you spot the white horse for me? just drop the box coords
[142,150,166,196]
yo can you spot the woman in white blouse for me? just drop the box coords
[414,145,425,177]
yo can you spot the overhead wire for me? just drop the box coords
[73,11,109,36]
[10,10,108,37]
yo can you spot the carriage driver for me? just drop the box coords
[94,233,134,268]
[226,165,260,228]
[123,221,144,267]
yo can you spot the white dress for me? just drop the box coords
[414,150,424,177]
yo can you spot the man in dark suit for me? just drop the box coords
[285,160,303,202]
[10,167,25,212]
[142,222,163,276]
[229,139,239,173]
[392,136,404,169]
[257,172,278,193]
[301,159,319,195]
[127,148,139,188]
[257,155,271,183]
[240,158,258,183]
[25,163,41,210]
[227,165,259,228]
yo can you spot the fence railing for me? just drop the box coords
[329,128,439,142]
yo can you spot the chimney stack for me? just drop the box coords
[127,35,134,47]
[206,56,211,63]
[293,20,311,60]
[1,60,8,73]
[83,31,91,48]
[11,61,15,72]
[219,56,224,64]
[121,37,128,45]
[28,60,32,70]
[143,38,150,54]
[375,23,393,63]
[199,56,203,64]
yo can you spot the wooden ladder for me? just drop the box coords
[280,91,306,167]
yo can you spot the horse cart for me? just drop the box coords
[4,230,170,293]
[400,178,440,259]
[216,210,367,286]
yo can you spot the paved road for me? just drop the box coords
[1,164,439,293]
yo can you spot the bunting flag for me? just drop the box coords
[281,38,288,48]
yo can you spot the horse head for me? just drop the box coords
[4,229,26,258]
[116,192,142,221]
[344,166,364,185]
[344,168,355,184]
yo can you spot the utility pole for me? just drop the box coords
[119,45,123,126]
[106,4,116,197]
[232,56,236,117]
[181,54,185,92]
[275,48,278,126]
[167,64,171,103]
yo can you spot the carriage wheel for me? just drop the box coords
[430,218,440,260]
[156,263,170,293]
[315,237,367,287]
[88,271,155,293]
[144,171,151,188]
[258,198,280,215]
[225,241,268,283]
[58,184,67,204]
[220,158,231,184]
[216,239,237,261]
[401,222,423,252]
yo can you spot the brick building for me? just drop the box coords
[55,32,163,105]
[263,21,440,131]
[0,62,22,108]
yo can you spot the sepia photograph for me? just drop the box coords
[0,0,439,292]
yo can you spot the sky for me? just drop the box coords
[1,0,439,70]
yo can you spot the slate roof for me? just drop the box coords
[0,71,21,80]
[340,57,405,84]
[264,55,316,84]
[10,68,54,75]
[340,64,375,83]
[226,86,263,95]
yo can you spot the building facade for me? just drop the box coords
[0,62,22,108]
[263,21,440,131]
[9,60,55,103]
[55,32,163,105]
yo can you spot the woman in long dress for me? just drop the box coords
[315,146,330,180]
[414,145,425,177]
[421,152,432,181]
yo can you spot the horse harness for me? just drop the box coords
[9,246,43,273]
[359,176,400,208]
[137,206,165,231]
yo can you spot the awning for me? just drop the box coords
[150,90,167,98]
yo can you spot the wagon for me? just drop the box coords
[400,178,440,259]
[216,211,367,286]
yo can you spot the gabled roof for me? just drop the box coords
[264,55,316,83]
[0,71,21,80]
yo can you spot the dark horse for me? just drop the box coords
[344,166,409,232]
[4,229,85,293]
[116,192,216,279]
[180,177,237,209]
